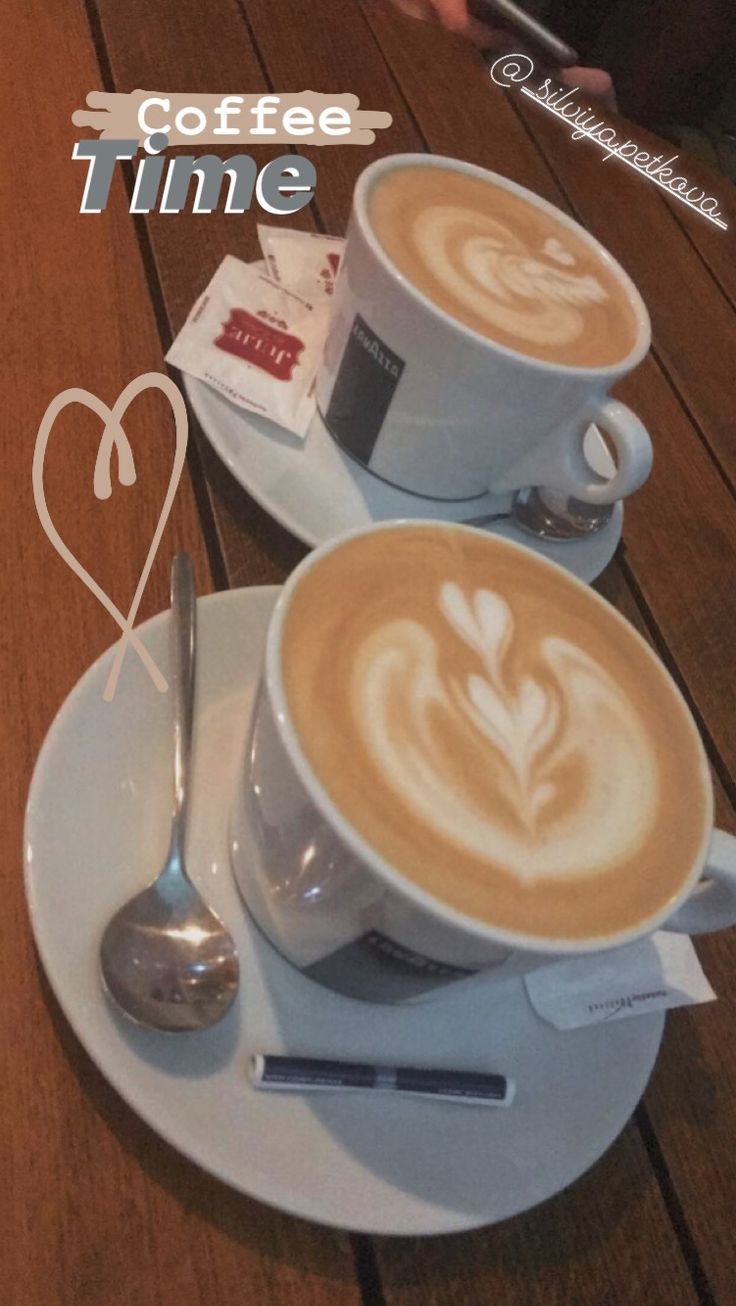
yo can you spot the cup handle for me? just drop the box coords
[553,397,653,505]
[494,396,653,505]
[662,829,736,935]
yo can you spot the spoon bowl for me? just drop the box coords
[511,488,614,540]
[462,488,615,538]
[99,554,240,1032]
[100,875,239,1032]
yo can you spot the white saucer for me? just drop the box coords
[183,375,623,585]
[24,588,662,1235]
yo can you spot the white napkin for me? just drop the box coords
[525,932,716,1029]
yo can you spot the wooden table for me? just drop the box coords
[4,2,735,1302]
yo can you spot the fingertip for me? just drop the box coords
[465,19,506,48]
[441,12,472,36]
[562,66,614,101]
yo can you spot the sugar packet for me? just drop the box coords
[525,931,716,1030]
[166,254,323,437]
[258,224,344,302]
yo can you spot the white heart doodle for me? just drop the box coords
[32,372,189,702]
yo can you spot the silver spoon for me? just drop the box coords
[462,487,614,540]
[100,554,239,1032]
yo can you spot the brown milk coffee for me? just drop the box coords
[369,166,638,369]
[281,525,711,942]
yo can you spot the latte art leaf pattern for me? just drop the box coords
[353,584,660,884]
[543,237,575,267]
[412,205,608,348]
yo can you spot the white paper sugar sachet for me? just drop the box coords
[525,932,716,1029]
[166,254,325,437]
[258,225,344,302]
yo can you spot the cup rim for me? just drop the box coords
[265,520,713,956]
[352,152,652,379]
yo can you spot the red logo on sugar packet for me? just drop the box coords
[215,308,305,381]
[319,251,342,295]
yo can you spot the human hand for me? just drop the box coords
[389,0,615,104]
[391,0,508,47]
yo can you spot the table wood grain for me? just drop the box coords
[3,0,735,1301]
[1,2,359,1303]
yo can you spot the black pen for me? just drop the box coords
[250,1055,515,1106]
[469,0,579,67]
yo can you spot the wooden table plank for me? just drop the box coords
[373,1128,698,1306]
[614,121,736,312]
[588,569,736,1306]
[0,2,360,1303]
[239,0,428,233]
[92,0,317,588]
[508,109,736,492]
[613,368,736,774]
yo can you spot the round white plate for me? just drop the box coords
[24,587,662,1235]
[183,374,623,586]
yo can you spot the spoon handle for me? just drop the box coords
[170,553,196,870]
[459,510,509,528]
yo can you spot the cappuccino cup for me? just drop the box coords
[316,154,653,503]
[230,522,736,1003]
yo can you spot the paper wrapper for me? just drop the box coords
[166,254,324,437]
[258,224,344,302]
[525,931,716,1029]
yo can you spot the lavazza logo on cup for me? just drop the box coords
[324,314,405,466]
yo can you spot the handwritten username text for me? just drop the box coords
[491,55,727,231]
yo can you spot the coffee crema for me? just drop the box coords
[281,526,710,942]
[369,166,638,368]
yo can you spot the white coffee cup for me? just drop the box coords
[316,153,653,503]
[230,522,736,1004]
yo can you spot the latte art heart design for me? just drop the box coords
[32,372,189,701]
[353,582,659,884]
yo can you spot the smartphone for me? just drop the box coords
[468,0,579,67]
